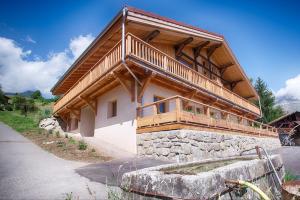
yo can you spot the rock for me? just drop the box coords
[157,142,172,148]
[167,134,177,139]
[142,134,152,141]
[145,147,154,155]
[39,117,63,133]
[157,148,170,156]
[181,144,191,155]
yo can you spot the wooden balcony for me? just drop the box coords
[53,33,260,116]
[126,34,260,116]
[137,96,277,137]
[53,41,122,113]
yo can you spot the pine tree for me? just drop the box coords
[254,77,284,123]
[0,85,5,105]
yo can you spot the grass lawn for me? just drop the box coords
[0,111,39,132]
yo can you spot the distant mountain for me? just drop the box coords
[5,90,35,97]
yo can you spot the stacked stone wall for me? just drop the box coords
[137,130,281,162]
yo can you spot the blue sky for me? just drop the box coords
[0,0,300,104]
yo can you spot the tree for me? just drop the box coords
[31,90,42,100]
[254,77,284,123]
[0,85,6,105]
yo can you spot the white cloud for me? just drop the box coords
[69,34,94,59]
[25,35,36,44]
[0,34,94,97]
[276,74,300,112]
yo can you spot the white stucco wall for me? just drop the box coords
[142,83,179,116]
[94,85,137,154]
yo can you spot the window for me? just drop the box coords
[107,100,117,118]
[153,96,167,114]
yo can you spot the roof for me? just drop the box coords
[51,6,224,94]
[126,6,224,39]
[51,6,259,101]
[269,111,300,125]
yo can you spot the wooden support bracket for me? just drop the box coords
[220,63,234,76]
[175,37,193,57]
[114,72,135,102]
[138,72,154,103]
[206,43,222,58]
[144,30,160,42]
[80,96,97,115]
[225,79,244,90]
[194,41,210,58]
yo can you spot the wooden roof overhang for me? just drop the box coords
[125,7,258,101]
[52,6,259,104]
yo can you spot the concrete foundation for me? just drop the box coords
[137,130,281,162]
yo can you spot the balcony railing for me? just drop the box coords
[53,40,122,113]
[137,96,277,137]
[126,33,260,116]
[54,33,260,116]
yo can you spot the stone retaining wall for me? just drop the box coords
[137,130,281,162]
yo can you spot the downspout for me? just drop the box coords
[121,7,142,85]
[258,96,263,119]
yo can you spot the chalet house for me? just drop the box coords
[269,111,300,145]
[51,7,279,156]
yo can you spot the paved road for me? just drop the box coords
[76,157,171,186]
[0,122,109,200]
[272,146,300,177]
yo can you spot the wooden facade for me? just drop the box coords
[51,7,276,137]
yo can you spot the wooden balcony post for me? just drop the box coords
[176,97,181,122]
[127,35,132,55]
[206,107,210,118]
[163,56,168,70]
[153,104,158,115]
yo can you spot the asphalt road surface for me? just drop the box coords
[1,121,300,200]
[0,122,109,200]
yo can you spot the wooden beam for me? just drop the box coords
[224,79,244,90]
[180,52,231,84]
[114,72,131,95]
[194,41,210,58]
[245,95,255,100]
[114,72,135,102]
[220,63,234,76]
[138,72,154,103]
[183,89,197,99]
[175,37,193,57]
[144,30,160,42]
[206,43,222,58]
[80,96,97,115]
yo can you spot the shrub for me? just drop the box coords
[284,170,298,182]
[65,133,68,138]
[38,128,43,134]
[91,148,96,152]
[68,137,76,144]
[56,141,66,148]
[55,131,60,138]
[4,104,13,111]
[48,129,53,134]
[78,140,87,150]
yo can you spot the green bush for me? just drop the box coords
[78,140,87,150]
[55,131,60,138]
[38,128,43,134]
[56,141,66,148]
[4,104,13,111]
[65,133,68,138]
[284,170,298,182]
[68,137,76,144]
